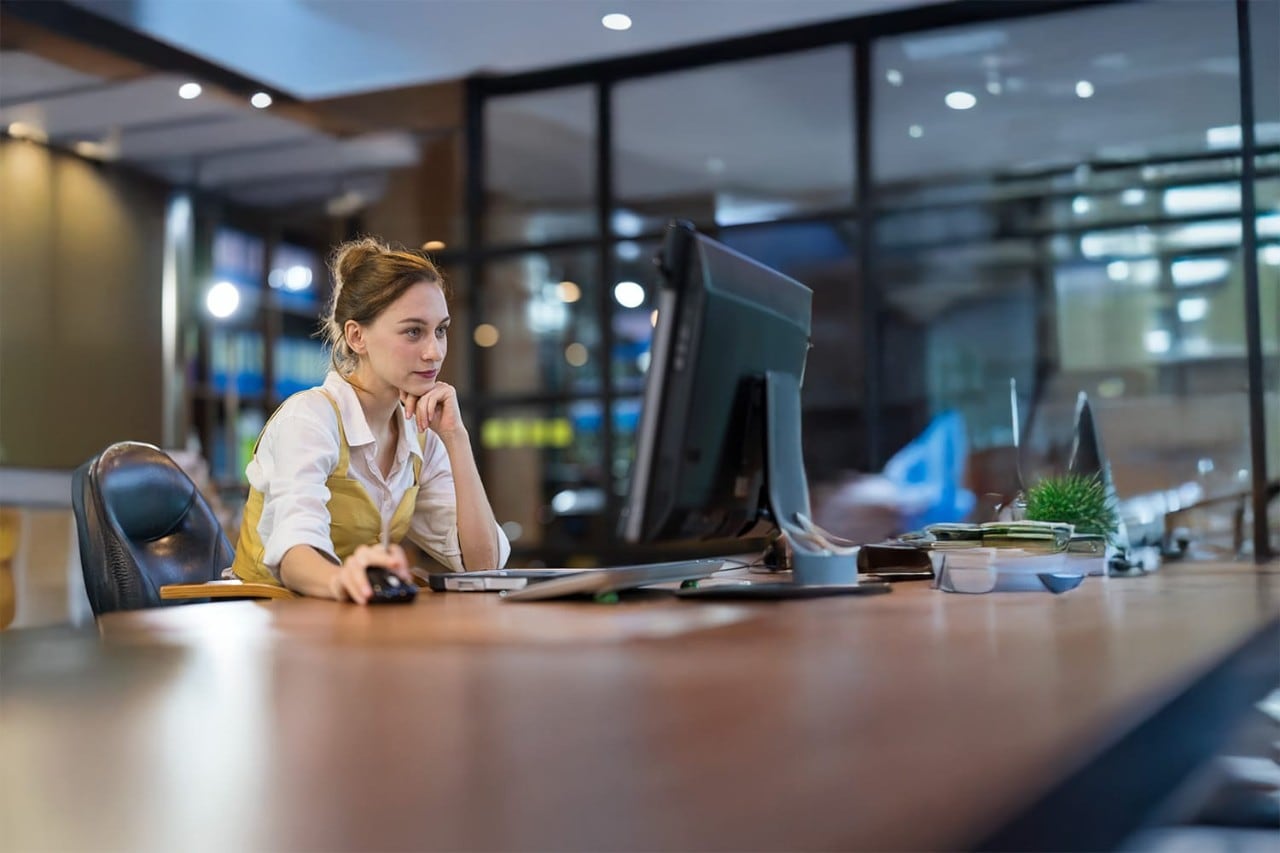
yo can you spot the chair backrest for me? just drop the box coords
[72,442,235,615]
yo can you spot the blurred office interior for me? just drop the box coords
[0,0,1277,617]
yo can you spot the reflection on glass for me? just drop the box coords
[436,263,471,390]
[268,242,323,313]
[485,87,596,244]
[611,241,660,396]
[614,47,853,233]
[612,397,644,498]
[1251,0,1280,132]
[213,227,263,289]
[879,242,1038,452]
[479,250,601,395]
[480,403,605,553]
[874,2,1241,186]
[273,337,327,399]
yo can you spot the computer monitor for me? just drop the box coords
[619,220,819,554]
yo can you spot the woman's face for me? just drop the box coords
[351,280,449,395]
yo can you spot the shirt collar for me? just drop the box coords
[322,371,424,462]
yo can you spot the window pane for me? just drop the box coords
[268,241,323,312]
[875,2,1242,186]
[478,250,602,395]
[213,227,263,289]
[611,396,644,501]
[437,262,472,396]
[614,47,854,235]
[876,239,1040,456]
[1252,0,1280,551]
[274,316,327,399]
[871,1,1264,550]
[479,403,606,556]
[269,242,326,399]
[611,239,661,398]
[485,87,596,245]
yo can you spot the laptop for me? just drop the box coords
[425,559,729,599]
[425,568,599,593]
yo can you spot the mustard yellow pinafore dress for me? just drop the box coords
[232,390,424,586]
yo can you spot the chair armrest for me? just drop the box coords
[159,580,296,601]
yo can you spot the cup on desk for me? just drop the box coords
[792,550,859,585]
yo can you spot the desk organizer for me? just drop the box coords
[921,521,1093,594]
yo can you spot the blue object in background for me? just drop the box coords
[882,410,976,530]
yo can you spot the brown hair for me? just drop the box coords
[323,236,448,374]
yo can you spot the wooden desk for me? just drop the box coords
[2,563,1277,851]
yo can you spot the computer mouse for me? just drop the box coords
[365,566,417,604]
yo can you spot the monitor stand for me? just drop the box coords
[676,371,890,600]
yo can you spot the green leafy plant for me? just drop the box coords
[1024,473,1119,540]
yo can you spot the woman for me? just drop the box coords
[231,237,509,603]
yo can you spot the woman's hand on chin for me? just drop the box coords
[401,382,465,438]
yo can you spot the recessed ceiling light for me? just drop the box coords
[558,281,581,303]
[986,79,1002,95]
[602,13,632,31]
[1177,298,1209,322]
[613,281,645,308]
[1075,80,1095,98]
[73,140,111,160]
[908,124,923,138]
[885,69,903,85]
[944,91,976,110]
[1121,188,1146,206]
[250,92,272,109]
[1143,329,1171,354]
[206,281,240,318]
[179,82,202,100]
[1106,260,1130,281]
[284,265,312,291]
[422,240,446,251]
[7,121,47,143]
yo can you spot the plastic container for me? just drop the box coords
[931,548,1087,594]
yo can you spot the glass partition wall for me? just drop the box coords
[464,0,1275,565]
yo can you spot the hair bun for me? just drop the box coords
[331,237,387,291]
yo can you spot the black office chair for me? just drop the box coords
[72,441,237,615]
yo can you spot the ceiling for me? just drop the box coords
[2,0,928,210]
[2,0,1276,217]
[0,48,420,209]
[67,0,927,99]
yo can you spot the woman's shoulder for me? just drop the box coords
[265,389,341,438]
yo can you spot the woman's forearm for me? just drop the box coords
[441,429,501,570]
[280,545,343,598]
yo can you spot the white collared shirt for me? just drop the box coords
[245,371,510,573]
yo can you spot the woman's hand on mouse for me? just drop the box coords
[329,543,411,605]
[401,382,465,439]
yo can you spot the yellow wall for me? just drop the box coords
[0,139,166,468]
